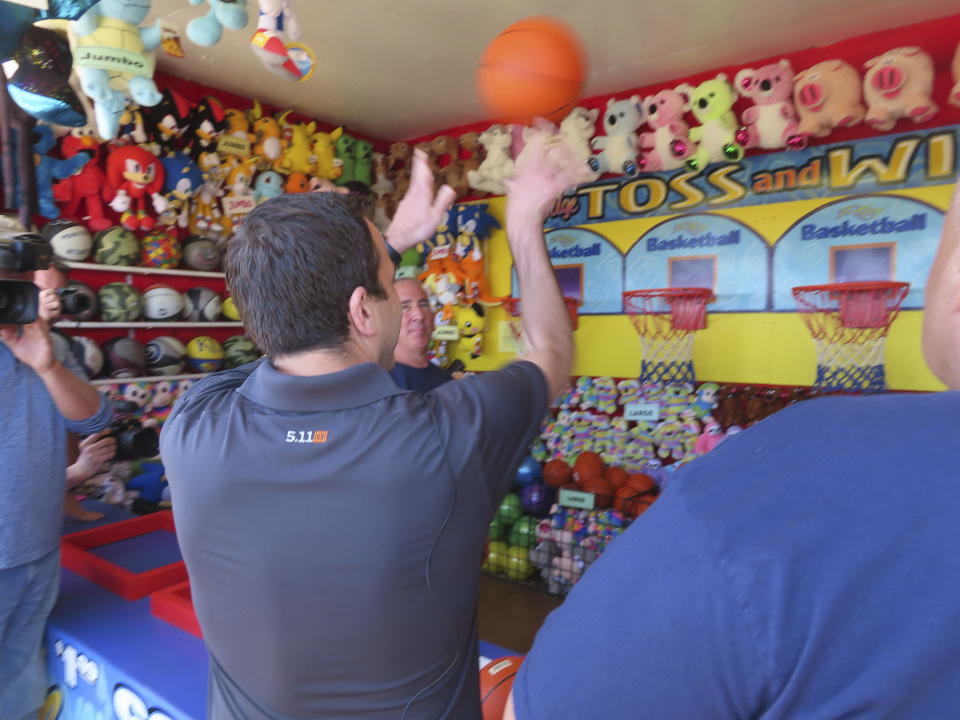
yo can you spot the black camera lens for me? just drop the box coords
[57,287,91,316]
[116,426,160,460]
[0,279,40,324]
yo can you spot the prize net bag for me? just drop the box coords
[622,288,712,385]
[792,281,910,392]
[502,297,579,354]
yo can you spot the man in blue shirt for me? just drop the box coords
[0,262,112,720]
[389,277,454,393]
[506,183,960,720]
[162,137,587,719]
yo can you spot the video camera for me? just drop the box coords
[107,400,160,460]
[0,234,52,325]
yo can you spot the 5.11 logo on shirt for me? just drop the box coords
[285,430,329,444]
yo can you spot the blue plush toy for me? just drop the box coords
[127,461,168,504]
[253,170,284,204]
[187,0,250,47]
[71,0,165,140]
[23,125,90,219]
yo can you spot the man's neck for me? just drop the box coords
[273,345,375,377]
[394,348,431,369]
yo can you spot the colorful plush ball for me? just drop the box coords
[222,335,260,369]
[508,516,539,549]
[495,493,523,526]
[505,546,534,579]
[514,456,543,488]
[185,336,224,373]
[479,656,523,720]
[142,284,184,321]
[61,280,97,321]
[42,219,92,261]
[543,458,572,488]
[102,337,147,378]
[477,16,586,124]
[482,540,509,574]
[221,295,241,321]
[573,451,604,483]
[519,484,554,517]
[145,336,187,376]
[141,230,182,269]
[93,226,139,266]
[182,286,222,322]
[70,335,103,379]
[97,282,142,322]
[182,235,221,271]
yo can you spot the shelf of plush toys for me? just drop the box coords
[481,377,826,595]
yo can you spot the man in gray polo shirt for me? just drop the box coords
[161,137,586,719]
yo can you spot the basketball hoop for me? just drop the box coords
[503,297,579,354]
[792,281,910,392]
[622,288,713,385]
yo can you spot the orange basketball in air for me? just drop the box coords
[480,655,524,720]
[476,16,586,123]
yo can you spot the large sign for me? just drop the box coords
[544,127,957,227]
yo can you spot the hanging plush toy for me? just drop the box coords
[142,88,192,156]
[53,126,110,230]
[793,60,865,138]
[638,89,693,172]
[103,145,167,230]
[186,0,249,47]
[159,153,204,228]
[734,60,806,151]
[20,125,89,220]
[467,124,514,195]
[190,151,227,235]
[334,132,357,185]
[187,96,227,160]
[8,26,86,127]
[250,0,315,81]
[312,127,344,180]
[558,107,599,178]
[862,47,938,132]
[588,96,642,176]
[70,0,164,140]
[249,100,283,167]
[276,115,316,175]
[682,75,744,173]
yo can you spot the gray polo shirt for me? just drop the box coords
[160,358,547,719]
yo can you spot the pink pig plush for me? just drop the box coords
[735,60,805,150]
[793,60,865,138]
[638,88,694,172]
[863,47,938,131]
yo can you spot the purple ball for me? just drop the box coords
[520,484,554,518]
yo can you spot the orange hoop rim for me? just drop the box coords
[792,281,910,296]
[622,287,714,310]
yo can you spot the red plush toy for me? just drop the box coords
[103,146,168,231]
[54,128,111,232]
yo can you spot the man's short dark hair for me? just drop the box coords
[226,193,387,357]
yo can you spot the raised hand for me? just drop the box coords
[73,430,117,481]
[38,288,61,324]
[0,319,56,374]
[385,149,456,253]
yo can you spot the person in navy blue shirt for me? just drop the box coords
[507,183,960,719]
[389,277,453,393]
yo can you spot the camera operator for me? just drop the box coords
[34,262,114,523]
[0,237,112,720]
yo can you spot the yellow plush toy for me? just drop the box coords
[311,127,344,180]
[276,114,317,175]
[453,303,486,359]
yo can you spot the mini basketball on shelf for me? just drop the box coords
[182,235,222,271]
[102,337,147,379]
[71,335,103,379]
[142,284,184,321]
[97,282,142,322]
[476,16,586,124]
[186,336,224,373]
[42,219,92,262]
[183,287,222,322]
[145,336,187,376]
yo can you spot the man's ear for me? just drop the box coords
[347,285,376,337]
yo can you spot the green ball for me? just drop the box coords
[97,282,142,322]
[488,516,505,541]
[222,335,261,369]
[508,516,538,549]
[496,493,523,526]
[94,226,139,266]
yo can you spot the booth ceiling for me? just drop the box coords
[147,0,958,139]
